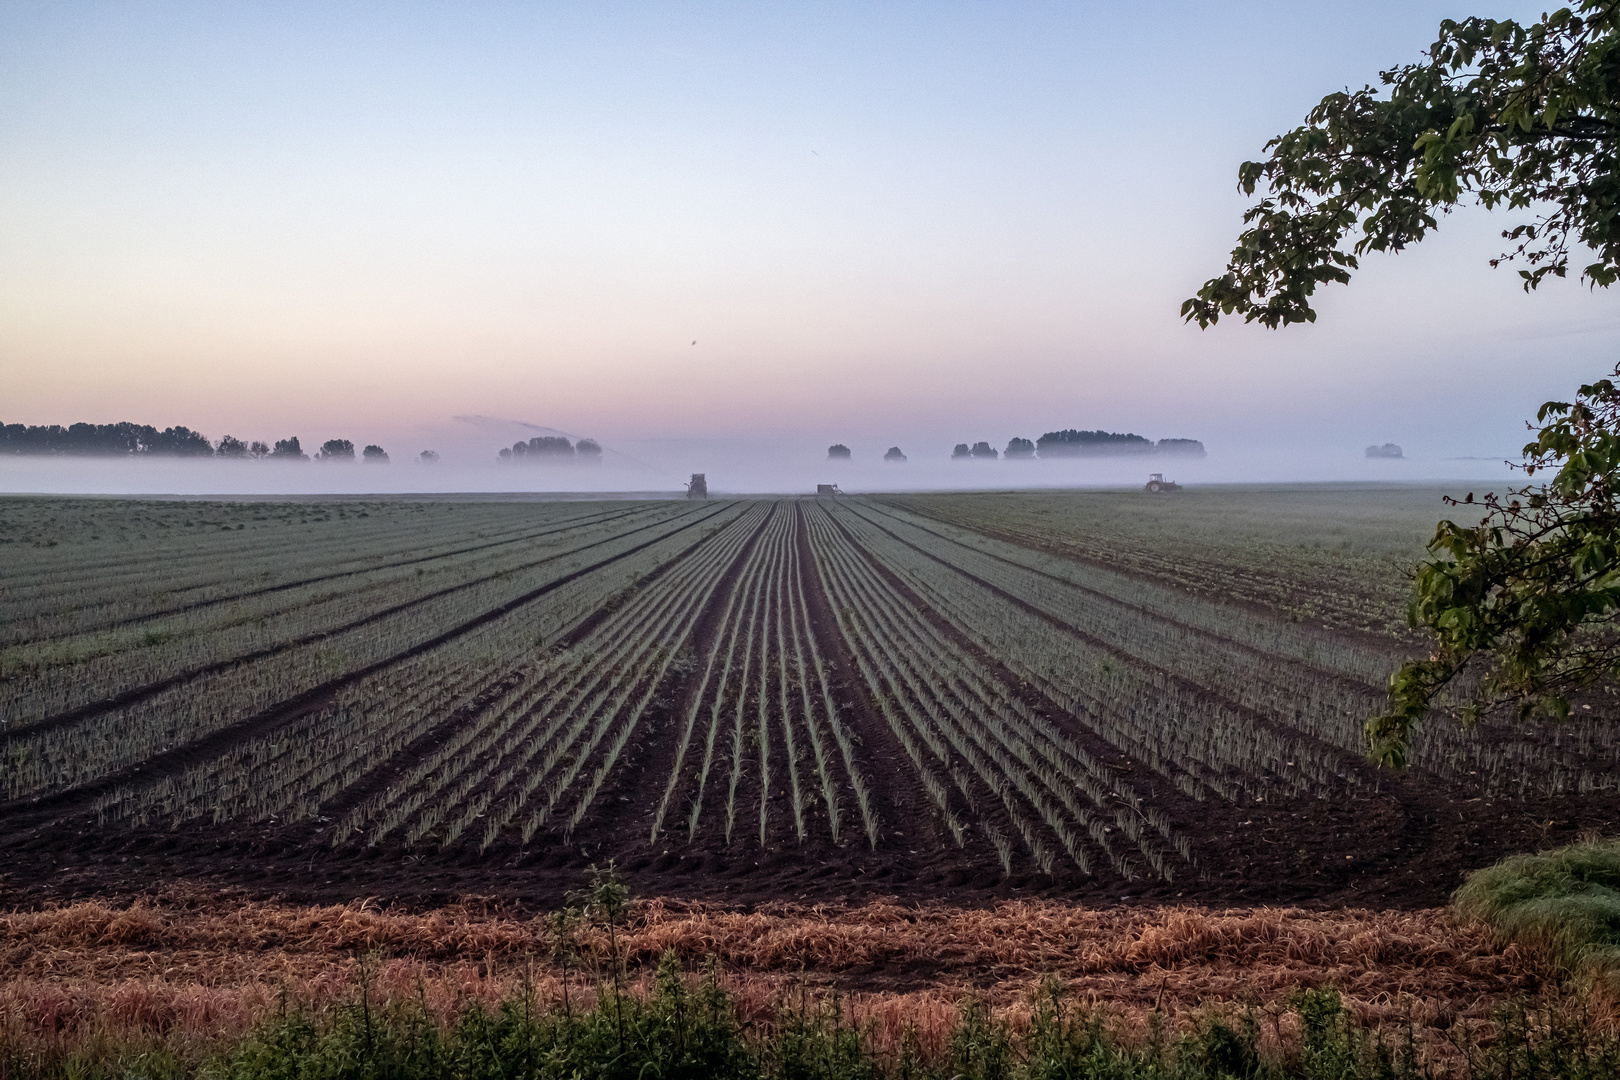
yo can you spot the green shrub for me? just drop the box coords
[214,953,755,1080]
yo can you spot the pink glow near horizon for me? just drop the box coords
[3,1,1616,480]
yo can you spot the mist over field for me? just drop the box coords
[5,1,1616,498]
[0,406,1523,498]
[0,434,1518,498]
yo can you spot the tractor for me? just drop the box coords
[1143,473,1180,493]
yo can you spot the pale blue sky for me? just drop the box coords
[2,1,1614,478]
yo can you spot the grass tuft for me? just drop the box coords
[1456,837,1620,988]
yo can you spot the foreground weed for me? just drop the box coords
[8,977,1620,1080]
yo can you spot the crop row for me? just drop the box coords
[1,500,637,642]
[650,501,878,851]
[4,498,651,650]
[346,501,766,850]
[846,500,1620,799]
[805,502,1193,881]
[31,490,1613,885]
[880,490,1433,639]
[5,504,740,803]
[94,502,763,844]
[843,501,1371,787]
[1,504,689,726]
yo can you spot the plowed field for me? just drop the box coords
[3,489,1616,908]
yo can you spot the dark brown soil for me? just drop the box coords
[0,776,1608,915]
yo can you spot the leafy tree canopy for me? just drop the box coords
[1186,0,1620,765]
[270,437,307,461]
[1184,0,1620,329]
[1372,372,1620,764]
[1005,437,1036,459]
[316,439,355,462]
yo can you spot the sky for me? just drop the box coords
[2,1,1617,493]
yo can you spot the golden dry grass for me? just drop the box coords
[0,890,1564,1057]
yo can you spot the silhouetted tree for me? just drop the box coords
[1037,430,1154,457]
[970,441,998,459]
[67,423,137,454]
[528,436,574,456]
[1005,437,1035,459]
[418,450,440,464]
[0,423,103,454]
[1157,438,1207,457]
[0,421,218,455]
[0,421,222,455]
[884,446,907,462]
[951,443,971,459]
[151,426,213,455]
[270,437,308,461]
[505,436,575,461]
[215,435,250,458]
[316,439,355,462]
[249,441,270,458]
[362,444,389,463]
[576,438,603,460]
[73,423,138,453]
[827,444,851,460]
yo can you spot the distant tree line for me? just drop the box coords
[1,421,432,463]
[1,421,214,456]
[947,431,1207,460]
[1035,430,1206,457]
[832,431,1206,463]
[498,436,603,463]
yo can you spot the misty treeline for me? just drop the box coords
[0,421,436,464]
[942,430,1206,461]
[836,430,1207,462]
[497,436,603,463]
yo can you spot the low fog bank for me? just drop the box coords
[614,439,1520,495]
[0,437,1521,498]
